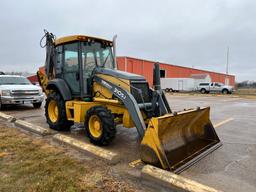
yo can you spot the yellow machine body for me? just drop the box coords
[65,73,136,128]
[39,32,221,173]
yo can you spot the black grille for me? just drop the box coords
[11,90,39,96]
[130,81,151,103]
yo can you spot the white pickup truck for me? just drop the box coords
[197,82,234,94]
[0,75,44,109]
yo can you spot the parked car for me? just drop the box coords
[0,75,44,109]
[197,82,233,94]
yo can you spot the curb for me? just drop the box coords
[0,112,15,121]
[53,134,120,164]
[14,119,52,136]
[141,165,221,192]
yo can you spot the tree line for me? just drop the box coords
[236,81,256,88]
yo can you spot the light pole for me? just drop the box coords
[225,47,230,85]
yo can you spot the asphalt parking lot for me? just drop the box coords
[2,94,256,192]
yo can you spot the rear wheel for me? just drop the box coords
[45,92,72,131]
[200,88,206,94]
[85,106,116,146]
[165,88,170,92]
[33,102,42,108]
[222,89,228,94]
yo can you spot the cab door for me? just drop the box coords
[210,83,214,92]
[63,42,81,96]
[214,83,222,92]
[81,42,98,96]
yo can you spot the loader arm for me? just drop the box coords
[93,63,175,138]
[93,75,146,138]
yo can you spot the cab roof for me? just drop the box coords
[54,35,113,46]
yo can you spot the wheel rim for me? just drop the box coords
[48,100,59,123]
[89,115,102,138]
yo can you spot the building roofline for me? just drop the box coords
[117,56,235,77]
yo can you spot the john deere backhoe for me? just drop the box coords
[38,30,221,173]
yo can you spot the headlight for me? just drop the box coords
[2,90,11,96]
[38,88,43,95]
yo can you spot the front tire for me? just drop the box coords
[45,92,72,131]
[0,100,6,110]
[85,106,116,146]
[33,102,42,108]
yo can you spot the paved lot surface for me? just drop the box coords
[2,94,256,192]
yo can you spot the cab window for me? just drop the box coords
[63,42,80,94]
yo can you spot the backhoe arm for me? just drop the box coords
[37,70,49,95]
[37,30,56,95]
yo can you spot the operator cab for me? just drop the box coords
[54,35,115,97]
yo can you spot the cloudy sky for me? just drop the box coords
[0,0,255,81]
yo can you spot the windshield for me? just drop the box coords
[82,41,114,70]
[0,76,31,85]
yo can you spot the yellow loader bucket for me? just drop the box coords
[140,107,222,173]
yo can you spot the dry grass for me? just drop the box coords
[0,123,142,192]
[235,88,256,96]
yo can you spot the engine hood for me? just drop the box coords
[0,84,42,91]
[94,68,145,81]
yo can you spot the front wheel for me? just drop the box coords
[33,102,42,108]
[45,92,72,131]
[0,100,6,110]
[85,106,116,146]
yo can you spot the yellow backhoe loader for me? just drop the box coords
[38,30,221,173]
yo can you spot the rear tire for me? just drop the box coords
[33,102,42,108]
[165,88,170,92]
[200,88,206,94]
[45,92,72,131]
[222,89,228,94]
[85,106,116,146]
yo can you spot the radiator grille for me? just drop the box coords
[130,81,151,103]
[11,90,39,96]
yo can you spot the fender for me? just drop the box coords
[46,79,72,101]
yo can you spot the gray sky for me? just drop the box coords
[0,0,255,82]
